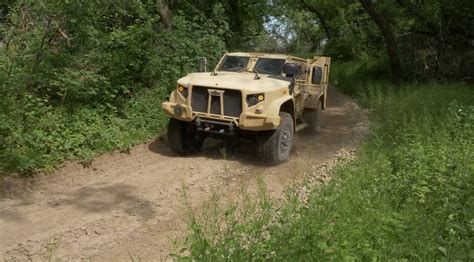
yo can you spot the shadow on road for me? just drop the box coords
[147,129,325,167]
[48,183,155,220]
[148,135,264,165]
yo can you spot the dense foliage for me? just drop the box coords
[0,0,266,174]
[181,63,474,260]
[267,0,474,82]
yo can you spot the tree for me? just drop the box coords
[359,0,401,85]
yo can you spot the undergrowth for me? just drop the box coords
[179,61,474,260]
[0,87,168,174]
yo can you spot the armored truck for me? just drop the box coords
[162,52,331,164]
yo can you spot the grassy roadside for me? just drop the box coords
[179,61,474,260]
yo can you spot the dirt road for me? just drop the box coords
[0,86,368,261]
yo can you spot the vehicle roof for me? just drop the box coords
[226,52,307,62]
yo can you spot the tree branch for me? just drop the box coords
[298,0,331,40]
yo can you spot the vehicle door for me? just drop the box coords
[307,56,331,109]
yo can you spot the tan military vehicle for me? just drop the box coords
[162,52,331,164]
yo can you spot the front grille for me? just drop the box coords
[191,86,208,113]
[191,86,242,117]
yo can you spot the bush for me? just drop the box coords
[0,87,168,174]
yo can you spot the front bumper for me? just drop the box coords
[162,102,280,131]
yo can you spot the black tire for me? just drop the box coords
[304,101,322,134]
[167,118,204,155]
[257,112,294,165]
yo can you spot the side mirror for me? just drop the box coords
[283,63,300,78]
[198,57,208,72]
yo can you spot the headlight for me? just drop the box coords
[246,93,265,107]
[177,85,188,98]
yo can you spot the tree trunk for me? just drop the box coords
[157,0,172,31]
[359,0,402,85]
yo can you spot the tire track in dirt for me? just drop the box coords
[0,86,368,261]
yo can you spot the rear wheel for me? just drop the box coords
[257,112,294,165]
[167,118,204,155]
[304,101,322,134]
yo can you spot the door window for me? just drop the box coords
[312,66,322,84]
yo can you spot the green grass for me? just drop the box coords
[179,61,474,260]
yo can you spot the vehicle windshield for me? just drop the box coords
[254,58,285,75]
[219,56,250,72]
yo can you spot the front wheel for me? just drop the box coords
[257,112,294,165]
[167,118,204,155]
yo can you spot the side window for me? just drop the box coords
[312,66,322,84]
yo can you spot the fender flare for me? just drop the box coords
[267,96,295,130]
[267,96,294,117]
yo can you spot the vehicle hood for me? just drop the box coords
[177,72,290,92]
